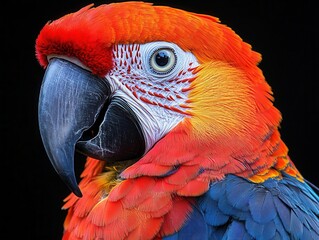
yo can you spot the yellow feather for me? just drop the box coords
[189,61,258,139]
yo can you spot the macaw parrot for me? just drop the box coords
[35,1,319,239]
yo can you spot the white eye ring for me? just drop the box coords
[149,48,176,74]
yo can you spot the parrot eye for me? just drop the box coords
[140,41,198,81]
[150,48,176,74]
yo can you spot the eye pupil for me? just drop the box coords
[155,51,169,67]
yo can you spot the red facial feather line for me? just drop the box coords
[110,44,197,115]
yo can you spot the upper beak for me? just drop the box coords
[38,58,145,197]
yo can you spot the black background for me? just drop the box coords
[3,0,318,239]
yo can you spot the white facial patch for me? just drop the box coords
[106,41,199,153]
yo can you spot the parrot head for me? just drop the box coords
[36,1,292,199]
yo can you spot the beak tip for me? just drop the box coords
[73,188,83,198]
[59,171,83,198]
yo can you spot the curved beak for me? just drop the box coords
[38,58,145,197]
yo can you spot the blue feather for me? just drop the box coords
[195,174,319,239]
[249,190,276,223]
[273,196,292,233]
[246,217,277,240]
[164,202,208,240]
[289,210,303,239]
[200,196,229,226]
[224,221,252,240]
[225,177,254,211]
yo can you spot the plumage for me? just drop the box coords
[35,1,319,239]
[197,174,319,239]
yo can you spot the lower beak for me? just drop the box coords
[38,58,145,197]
